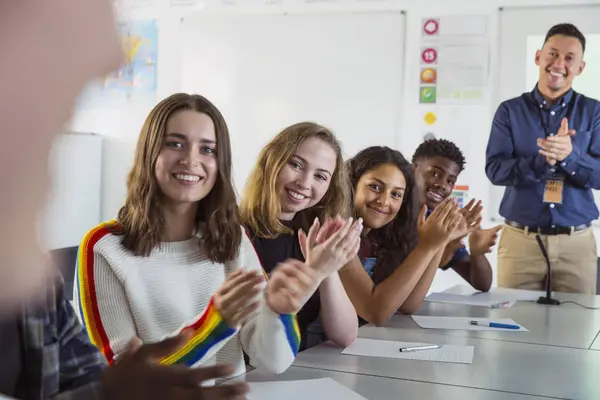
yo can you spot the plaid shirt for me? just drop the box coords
[15,274,107,400]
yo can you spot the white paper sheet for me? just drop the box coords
[425,292,516,308]
[412,316,529,332]
[442,285,544,302]
[470,289,542,302]
[342,338,474,364]
[247,378,366,400]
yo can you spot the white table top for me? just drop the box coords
[294,330,600,399]
[239,367,555,400]
[241,285,600,399]
[378,300,600,349]
[442,285,600,309]
[295,287,600,400]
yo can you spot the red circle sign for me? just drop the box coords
[421,48,437,64]
[423,19,439,35]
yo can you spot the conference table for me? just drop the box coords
[240,285,600,399]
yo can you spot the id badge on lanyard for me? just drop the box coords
[535,92,577,205]
[543,175,564,204]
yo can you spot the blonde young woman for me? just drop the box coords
[240,122,361,351]
[73,94,345,379]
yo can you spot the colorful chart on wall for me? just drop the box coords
[78,19,159,109]
[418,15,490,105]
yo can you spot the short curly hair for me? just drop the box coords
[411,138,466,172]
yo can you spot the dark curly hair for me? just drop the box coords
[411,138,466,172]
[346,146,419,285]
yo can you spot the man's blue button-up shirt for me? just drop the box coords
[485,85,600,227]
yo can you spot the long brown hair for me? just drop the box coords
[240,122,350,238]
[117,93,241,262]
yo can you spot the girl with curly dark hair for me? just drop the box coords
[339,146,466,324]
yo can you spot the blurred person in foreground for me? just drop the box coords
[0,1,248,398]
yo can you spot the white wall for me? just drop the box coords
[178,12,406,193]
[41,133,103,250]
[69,0,600,293]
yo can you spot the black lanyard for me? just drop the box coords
[533,90,578,136]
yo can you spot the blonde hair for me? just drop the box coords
[240,122,350,238]
[117,93,241,262]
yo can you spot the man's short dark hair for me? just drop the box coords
[412,138,466,172]
[544,23,586,53]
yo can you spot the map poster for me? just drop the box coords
[78,19,159,109]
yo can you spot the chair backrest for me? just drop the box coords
[49,246,79,301]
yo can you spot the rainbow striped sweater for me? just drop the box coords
[73,220,300,378]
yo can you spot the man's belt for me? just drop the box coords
[505,220,591,235]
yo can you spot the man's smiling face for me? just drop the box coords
[536,34,585,95]
[413,155,460,210]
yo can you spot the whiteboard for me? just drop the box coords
[491,5,600,222]
[40,133,103,249]
[180,11,406,192]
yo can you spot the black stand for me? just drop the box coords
[535,234,560,306]
[537,295,560,305]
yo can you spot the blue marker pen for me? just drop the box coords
[470,320,520,330]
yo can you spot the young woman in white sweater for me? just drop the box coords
[73,93,359,379]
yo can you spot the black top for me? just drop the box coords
[0,313,22,396]
[246,221,321,351]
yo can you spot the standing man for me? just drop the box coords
[486,23,600,294]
